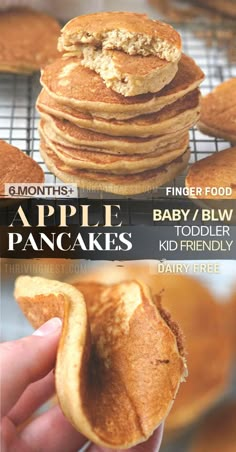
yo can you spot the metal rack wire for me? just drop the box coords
[0,23,236,199]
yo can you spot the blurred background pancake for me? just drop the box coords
[148,0,236,62]
[198,78,236,143]
[149,0,236,20]
[190,401,236,452]
[0,140,44,197]
[0,8,60,74]
[186,147,236,199]
[226,288,236,358]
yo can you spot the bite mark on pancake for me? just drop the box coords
[40,54,204,119]
[79,46,179,96]
[59,12,182,61]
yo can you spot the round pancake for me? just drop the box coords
[0,8,60,74]
[186,147,236,199]
[190,401,236,452]
[42,118,189,156]
[40,54,204,119]
[39,90,199,154]
[78,47,179,96]
[37,88,200,138]
[227,289,236,356]
[196,0,236,17]
[198,78,236,142]
[0,140,44,196]
[59,12,182,61]
[40,140,190,195]
[40,121,189,174]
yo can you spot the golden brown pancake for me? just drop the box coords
[161,278,232,435]
[14,275,186,449]
[58,12,182,61]
[40,54,204,119]
[198,78,236,142]
[39,90,199,155]
[40,139,190,195]
[0,8,60,74]
[230,290,236,351]
[39,120,189,174]
[58,13,182,95]
[149,0,236,20]
[0,140,44,196]
[37,88,200,138]
[69,265,233,435]
[186,147,236,199]
[41,115,189,155]
[196,0,236,17]
[226,289,236,357]
[190,401,236,452]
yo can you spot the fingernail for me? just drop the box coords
[33,318,62,336]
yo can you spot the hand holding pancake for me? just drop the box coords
[14,276,187,449]
[0,317,164,452]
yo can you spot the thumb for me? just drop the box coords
[0,317,62,418]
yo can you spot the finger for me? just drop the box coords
[20,405,87,452]
[8,370,55,427]
[86,423,164,452]
[0,318,62,418]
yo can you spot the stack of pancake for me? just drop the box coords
[37,12,204,195]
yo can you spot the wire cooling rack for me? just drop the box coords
[0,24,236,200]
